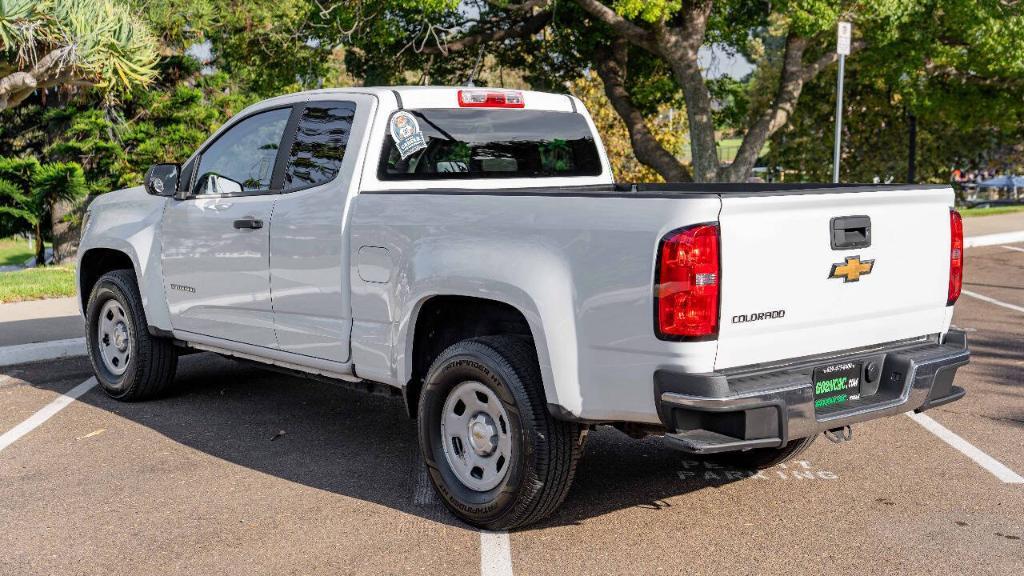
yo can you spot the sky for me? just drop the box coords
[699,44,756,80]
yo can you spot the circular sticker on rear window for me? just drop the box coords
[390,111,427,159]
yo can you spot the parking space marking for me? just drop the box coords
[906,411,1024,484]
[0,377,97,452]
[480,531,513,576]
[1000,244,1024,254]
[964,231,1024,248]
[961,289,1024,314]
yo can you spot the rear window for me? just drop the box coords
[378,109,602,180]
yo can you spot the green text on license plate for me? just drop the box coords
[813,361,862,409]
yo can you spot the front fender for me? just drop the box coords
[77,186,171,331]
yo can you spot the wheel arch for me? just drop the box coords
[78,248,137,312]
[400,293,565,420]
[77,242,171,334]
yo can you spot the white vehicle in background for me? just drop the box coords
[77,87,970,529]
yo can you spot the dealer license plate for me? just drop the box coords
[813,361,862,410]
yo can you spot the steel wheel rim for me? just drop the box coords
[97,299,131,376]
[440,380,513,492]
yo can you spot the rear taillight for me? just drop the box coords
[948,209,963,305]
[655,223,720,339]
[457,89,525,108]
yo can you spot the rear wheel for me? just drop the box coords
[418,335,583,530]
[86,269,178,401]
[711,435,817,469]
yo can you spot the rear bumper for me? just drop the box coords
[655,330,970,454]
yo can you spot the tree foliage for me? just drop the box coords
[324,0,1024,183]
[0,0,159,110]
[0,155,85,263]
[572,71,685,182]
[769,0,1024,183]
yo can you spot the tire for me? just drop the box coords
[86,269,178,401]
[711,435,817,470]
[418,335,584,530]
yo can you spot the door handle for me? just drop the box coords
[830,215,870,250]
[233,218,263,230]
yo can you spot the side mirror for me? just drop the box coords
[144,164,179,197]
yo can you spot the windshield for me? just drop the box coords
[378,109,602,180]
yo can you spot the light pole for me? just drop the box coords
[833,21,851,184]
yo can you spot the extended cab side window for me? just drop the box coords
[282,102,356,191]
[192,107,291,196]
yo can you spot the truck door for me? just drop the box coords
[269,94,376,363]
[161,105,295,348]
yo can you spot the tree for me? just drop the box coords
[333,0,1024,184]
[31,161,86,263]
[0,156,86,265]
[0,174,35,238]
[571,71,685,182]
[0,155,38,238]
[768,0,1024,183]
[0,0,159,110]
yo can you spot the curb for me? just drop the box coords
[964,231,1024,248]
[0,338,87,368]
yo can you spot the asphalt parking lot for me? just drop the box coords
[1,244,1022,576]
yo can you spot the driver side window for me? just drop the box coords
[193,107,291,196]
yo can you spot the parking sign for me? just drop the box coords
[837,21,852,55]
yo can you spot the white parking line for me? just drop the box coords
[964,231,1024,248]
[0,337,87,367]
[906,411,1024,484]
[962,289,1024,314]
[0,378,97,452]
[480,531,513,576]
[1001,244,1024,254]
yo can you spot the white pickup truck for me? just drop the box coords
[78,87,969,529]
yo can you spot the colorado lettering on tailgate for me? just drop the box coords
[731,309,786,324]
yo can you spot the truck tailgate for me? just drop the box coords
[714,187,954,370]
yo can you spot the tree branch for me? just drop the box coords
[655,2,719,181]
[573,0,657,52]
[594,40,692,182]
[0,71,37,97]
[423,9,553,54]
[800,39,865,83]
[723,37,865,182]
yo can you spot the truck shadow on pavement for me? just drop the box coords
[40,353,753,530]
[952,329,1024,428]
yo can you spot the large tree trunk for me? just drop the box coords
[50,198,79,264]
[594,41,693,182]
[572,0,852,184]
[656,11,719,182]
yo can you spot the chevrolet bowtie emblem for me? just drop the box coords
[829,255,874,283]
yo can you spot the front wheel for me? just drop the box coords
[86,269,178,401]
[417,336,583,530]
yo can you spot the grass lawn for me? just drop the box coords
[0,236,37,267]
[0,265,76,303]
[961,205,1024,218]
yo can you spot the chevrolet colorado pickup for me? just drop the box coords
[77,87,970,529]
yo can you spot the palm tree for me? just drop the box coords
[31,161,86,264]
[0,0,158,111]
